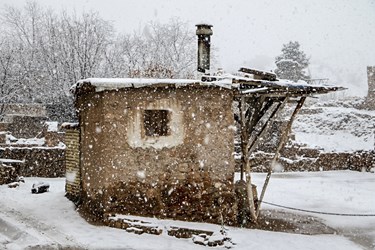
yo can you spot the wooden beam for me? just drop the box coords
[239,67,277,81]
[246,97,288,156]
[246,96,265,135]
[235,93,310,98]
[256,96,306,217]
[238,96,267,223]
[239,97,246,181]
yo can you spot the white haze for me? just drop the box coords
[2,0,374,96]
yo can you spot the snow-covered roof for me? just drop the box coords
[72,77,233,94]
[61,122,79,129]
[76,78,201,91]
[204,73,343,95]
[72,71,343,96]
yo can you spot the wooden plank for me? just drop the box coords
[239,67,277,81]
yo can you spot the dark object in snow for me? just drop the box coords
[192,232,235,248]
[105,215,163,235]
[31,182,50,194]
[192,234,207,246]
[16,176,25,183]
[168,226,213,239]
[8,182,19,188]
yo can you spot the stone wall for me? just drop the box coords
[76,86,237,225]
[0,123,10,132]
[3,115,48,138]
[0,164,18,185]
[44,132,64,147]
[1,103,46,117]
[0,147,65,177]
[246,148,374,172]
[0,132,6,144]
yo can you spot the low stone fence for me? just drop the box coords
[238,148,374,172]
[0,147,65,177]
[0,164,18,185]
[2,115,48,138]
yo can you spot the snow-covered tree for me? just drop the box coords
[0,39,22,120]
[0,2,197,121]
[274,41,310,82]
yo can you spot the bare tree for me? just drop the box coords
[144,19,196,78]
[0,2,197,121]
[0,39,22,120]
[104,18,196,79]
[58,11,113,83]
[0,3,116,121]
[1,2,46,102]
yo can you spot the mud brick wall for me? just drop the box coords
[65,128,81,202]
[0,147,65,177]
[99,173,236,225]
[76,86,237,225]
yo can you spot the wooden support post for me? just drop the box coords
[242,97,281,223]
[246,98,287,155]
[239,96,263,223]
[245,152,258,223]
[239,97,246,181]
[239,95,289,224]
[256,96,306,217]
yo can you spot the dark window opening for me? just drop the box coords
[144,109,170,137]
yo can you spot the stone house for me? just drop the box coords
[69,79,237,224]
[67,73,339,226]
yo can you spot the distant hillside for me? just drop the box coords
[291,97,374,152]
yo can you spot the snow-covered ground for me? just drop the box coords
[1,171,374,249]
[292,102,375,152]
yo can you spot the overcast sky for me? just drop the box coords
[1,0,375,96]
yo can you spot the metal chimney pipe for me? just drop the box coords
[196,24,213,74]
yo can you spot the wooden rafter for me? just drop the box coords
[246,98,288,156]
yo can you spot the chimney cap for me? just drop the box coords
[196,24,213,36]
[196,23,213,28]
